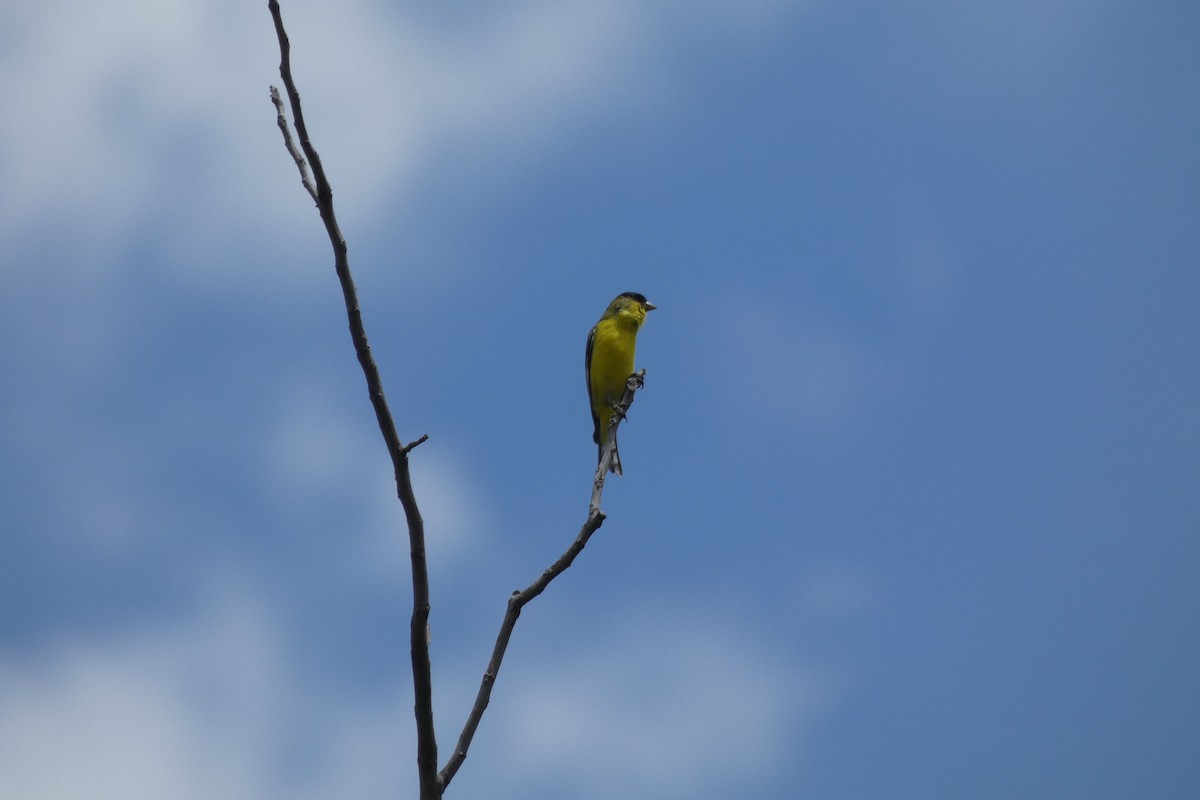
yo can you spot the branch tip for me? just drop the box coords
[402,434,430,454]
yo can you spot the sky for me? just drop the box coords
[2,1,1198,798]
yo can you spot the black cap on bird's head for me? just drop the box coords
[617,292,656,311]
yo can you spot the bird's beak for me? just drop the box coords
[644,301,657,311]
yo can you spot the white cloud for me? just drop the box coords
[0,578,411,800]
[0,1,252,240]
[0,0,810,286]
[461,604,832,799]
[260,371,485,577]
[0,581,836,800]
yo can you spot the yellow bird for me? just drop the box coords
[586,292,656,475]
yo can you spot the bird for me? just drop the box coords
[585,292,656,475]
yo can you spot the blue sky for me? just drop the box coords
[2,1,1198,798]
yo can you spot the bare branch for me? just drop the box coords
[591,369,647,515]
[269,86,317,202]
[439,512,606,789]
[439,369,647,790]
[266,2,439,797]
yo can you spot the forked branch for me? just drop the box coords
[268,3,650,796]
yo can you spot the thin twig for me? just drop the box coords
[439,513,605,790]
[266,2,439,798]
[269,86,317,202]
[439,369,647,790]
[403,434,431,455]
[590,369,647,515]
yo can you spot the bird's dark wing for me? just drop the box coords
[585,324,600,445]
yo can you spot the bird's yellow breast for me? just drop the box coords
[589,321,637,401]
[588,315,641,444]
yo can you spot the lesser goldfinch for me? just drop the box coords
[586,292,656,475]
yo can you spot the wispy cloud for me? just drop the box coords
[0,0,810,282]
[0,577,409,800]
[468,603,832,799]
[0,579,831,799]
[259,370,486,579]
